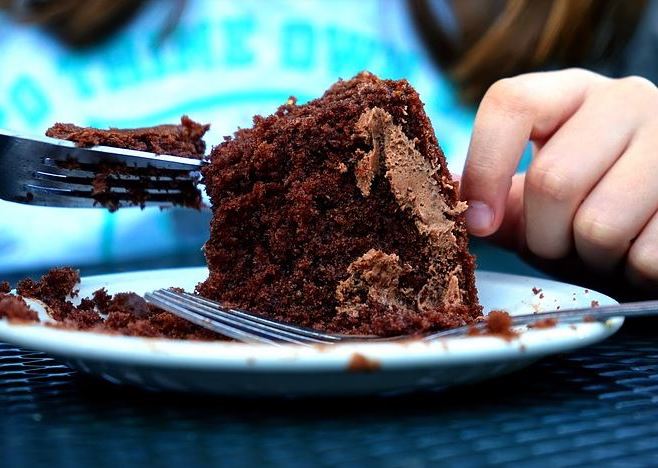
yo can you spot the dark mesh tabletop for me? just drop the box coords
[3,317,658,468]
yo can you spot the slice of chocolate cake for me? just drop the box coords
[198,72,481,336]
[45,115,209,211]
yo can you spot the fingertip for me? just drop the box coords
[464,201,495,236]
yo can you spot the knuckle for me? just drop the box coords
[574,210,628,251]
[483,78,534,115]
[607,76,658,108]
[563,67,604,84]
[526,235,570,260]
[525,164,575,203]
[464,155,508,189]
[617,75,657,93]
[466,155,499,176]
[629,244,658,280]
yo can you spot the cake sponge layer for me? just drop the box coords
[198,72,481,336]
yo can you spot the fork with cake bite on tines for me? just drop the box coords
[0,117,208,211]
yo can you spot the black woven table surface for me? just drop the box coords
[2,318,658,468]
[3,242,658,468]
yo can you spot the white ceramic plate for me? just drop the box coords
[0,267,622,396]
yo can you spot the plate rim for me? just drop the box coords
[0,267,623,373]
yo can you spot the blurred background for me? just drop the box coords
[0,0,477,282]
[0,0,652,284]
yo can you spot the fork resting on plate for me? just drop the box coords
[144,289,658,346]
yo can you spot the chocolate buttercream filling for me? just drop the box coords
[337,107,467,315]
[336,249,414,318]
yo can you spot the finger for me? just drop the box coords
[627,210,658,287]
[488,173,526,251]
[574,121,658,271]
[524,80,646,259]
[461,69,606,236]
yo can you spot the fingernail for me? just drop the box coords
[465,201,494,233]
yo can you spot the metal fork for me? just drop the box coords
[144,289,370,346]
[0,128,204,208]
[144,289,658,346]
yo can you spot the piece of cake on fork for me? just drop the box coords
[45,115,209,211]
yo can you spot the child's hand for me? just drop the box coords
[460,69,658,287]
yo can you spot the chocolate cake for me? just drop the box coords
[45,116,209,211]
[198,72,481,336]
[46,115,209,158]
[0,295,38,323]
[2,268,220,340]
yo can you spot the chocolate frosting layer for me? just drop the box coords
[338,107,468,315]
[354,107,466,254]
[336,249,413,318]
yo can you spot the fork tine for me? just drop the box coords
[59,145,205,171]
[41,158,199,180]
[147,290,326,345]
[34,164,200,183]
[153,290,332,344]
[28,165,198,208]
[32,171,192,192]
[171,290,342,342]
[23,184,192,209]
[146,290,417,345]
[25,183,188,200]
[144,292,287,346]
[36,172,198,188]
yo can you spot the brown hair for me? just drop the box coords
[409,0,648,103]
[1,0,647,96]
[0,0,186,47]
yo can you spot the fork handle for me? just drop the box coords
[509,300,658,325]
[428,300,658,338]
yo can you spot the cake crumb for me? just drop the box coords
[583,315,596,323]
[591,300,600,308]
[468,310,517,340]
[2,268,222,341]
[528,318,558,329]
[0,295,38,323]
[347,353,381,372]
[92,288,112,313]
[532,287,542,295]
[17,268,80,306]
[539,293,544,299]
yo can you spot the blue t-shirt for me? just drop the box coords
[0,0,477,274]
